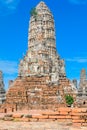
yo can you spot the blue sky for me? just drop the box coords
[0,0,87,89]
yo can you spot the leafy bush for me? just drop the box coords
[30,7,38,20]
[65,95,74,106]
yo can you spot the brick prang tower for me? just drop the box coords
[19,1,66,85]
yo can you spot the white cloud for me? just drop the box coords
[0,0,20,9]
[68,0,87,4]
[66,57,87,63]
[0,0,20,15]
[0,60,18,75]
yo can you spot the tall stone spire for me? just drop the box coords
[77,69,87,107]
[0,71,6,104]
[79,69,86,88]
[28,1,56,50]
[19,1,66,84]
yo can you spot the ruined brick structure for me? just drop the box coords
[0,71,6,104]
[1,76,76,112]
[0,1,77,112]
[0,107,87,127]
[76,69,87,107]
[18,1,66,85]
[72,79,77,89]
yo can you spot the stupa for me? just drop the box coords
[19,1,66,85]
[0,2,76,112]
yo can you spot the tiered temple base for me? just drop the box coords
[0,76,76,112]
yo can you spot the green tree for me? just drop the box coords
[30,7,38,20]
[65,95,74,106]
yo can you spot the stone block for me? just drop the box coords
[4,114,13,117]
[32,115,48,119]
[65,115,71,119]
[72,119,85,123]
[42,111,59,115]
[48,116,59,119]
[60,111,69,115]
[4,117,13,121]
[13,114,23,118]
[71,112,87,116]
[58,107,71,112]
[29,118,38,122]
[72,108,82,113]
[71,116,80,120]
[56,116,66,119]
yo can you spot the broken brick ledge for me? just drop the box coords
[0,107,87,127]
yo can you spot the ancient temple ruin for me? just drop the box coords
[0,71,6,104]
[0,2,77,112]
[19,1,66,85]
[77,69,87,107]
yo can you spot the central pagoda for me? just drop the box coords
[19,1,66,84]
[0,1,77,112]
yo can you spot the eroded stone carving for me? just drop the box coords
[19,1,66,84]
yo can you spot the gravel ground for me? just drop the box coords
[0,121,87,130]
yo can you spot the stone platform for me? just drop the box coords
[0,108,87,127]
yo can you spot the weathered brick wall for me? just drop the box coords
[0,103,16,113]
[0,76,76,112]
[1,108,87,126]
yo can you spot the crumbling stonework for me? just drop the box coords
[0,71,6,104]
[0,76,76,112]
[72,79,77,89]
[76,69,87,107]
[19,1,66,85]
[0,108,87,127]
[0,1,77,112]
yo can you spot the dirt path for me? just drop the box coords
[0,121,87,130]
